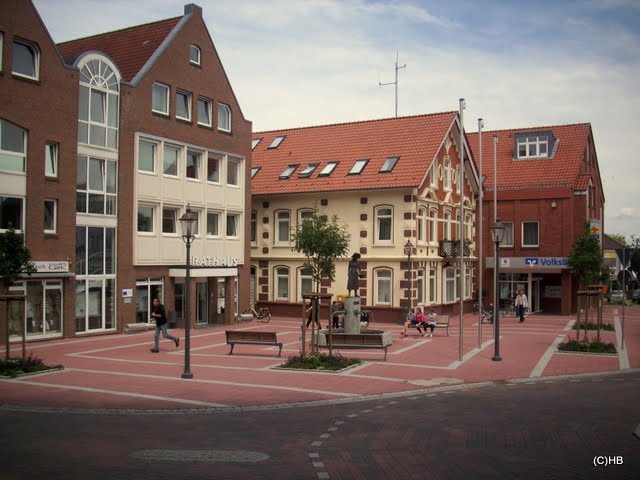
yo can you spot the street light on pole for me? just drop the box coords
[179,205,197,379]
[404,239,414,310]
[490,221,505,362]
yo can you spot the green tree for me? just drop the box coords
[608,233,627,246]
[0,227,36,291]
[290,208,351,292]
[567,223,607,342]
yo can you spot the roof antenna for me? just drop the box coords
[378,51,406,117]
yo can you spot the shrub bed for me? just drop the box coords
[281,353,361,371]
[0,353,63,378]
[572,321,615,331]
[558,339,617,354]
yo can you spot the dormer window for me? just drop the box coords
[298,163,318,178]
[349,159,369,175]
[516,132,555,159]
[252,138,262,150]
[190,45,201,66]
[380,156,399,173]
[280,164,298,179]
[269,136,286,149]
[319,161,338,176]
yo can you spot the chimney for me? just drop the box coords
[184,4,202,17]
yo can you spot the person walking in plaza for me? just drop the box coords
[150,298,179,352]
[515,290,529,322]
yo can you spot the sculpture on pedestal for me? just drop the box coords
[347,253,361,297]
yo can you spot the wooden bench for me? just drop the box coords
[124,322,155,334]
[225,330,283,357]
[433,315,451,336]
[321,333,390,361]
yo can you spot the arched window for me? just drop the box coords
[443,157,452,190]
[77,56,120,149]
[375,268,392,305]
[189,45,201,65]
[275,267,289,300]
[298,267,313,301]
[275,210,290,245]
[444,211,452,240]
[375,205,393,243]
[428,209,438,243]
[465,214,472,241]
[417,207,427,244]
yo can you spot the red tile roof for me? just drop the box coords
[57,17,182,82]
[467,123,592,193]
[251,112,458,195]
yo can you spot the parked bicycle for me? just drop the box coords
[237,304,272,323]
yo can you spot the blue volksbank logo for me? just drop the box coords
[525,257,568,267]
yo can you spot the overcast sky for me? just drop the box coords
[34,0,640,242]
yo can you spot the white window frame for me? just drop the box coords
[417,268,425,306]
[176,90,192,121]
[162,207,179,235]
[190,45,201,66]
[428,209,437,243]
[375,268,392,305]
[375,205,393,244]
[250,210,257,245]
[517,135,549,159]
[186,151,201,181]
[137,205,155,234]
[465,266,472,299]
[197,97,212,127]
[137,140,156,173]
[465,214,472,241]
[522,221,539,247]
[443,157,452,191]
[430,160,438,187]
[12,39,40,80]
[444,267,458,303]
[218,103,231,132]
[0,119,27,174]
[501,221,514,247]
[76,155,117,216]
[275,210,290,245]
[152,82,170,115]
[163,145,180,177]
[275,267,290,301]
[206,211,220,237]
[45,142,58,178]
[298,267,313,301]
[0,196,24,232]
[207,155,220,183]
[44,199,57,234]
[227,159,239,186]
[428,268,437,304]
[417,207,427,244]
[226,212,240,238]
[444,211,452,240]
[298,209,314,225]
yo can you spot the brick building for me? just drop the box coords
[1,1,252,343]
[249,110,481,322]
[468,123,605,315]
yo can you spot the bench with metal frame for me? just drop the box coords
[320,332,390,361]
[225,330,283,357]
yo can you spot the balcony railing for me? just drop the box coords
[438,239,471,258]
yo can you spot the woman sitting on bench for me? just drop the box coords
[422,309,437,337]
[401,308,425,336]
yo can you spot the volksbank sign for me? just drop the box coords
[488,257,568,269]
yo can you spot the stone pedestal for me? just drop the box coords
[344,296,361,334]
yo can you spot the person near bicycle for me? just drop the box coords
[515,290,529,323]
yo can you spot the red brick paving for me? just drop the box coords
[1,305,638,409]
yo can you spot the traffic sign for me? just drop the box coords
[617,269,632,286]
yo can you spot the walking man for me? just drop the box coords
[515,290,529,322]
[150,298,179,352]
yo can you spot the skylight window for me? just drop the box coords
[268,135,286,149]
[251,138,262,150]
[319,161,338,176]
[298,163,318,178]
[280,164,299,179]
[251,166,260,178]
[349,159,369,175]
[380,156,399,173]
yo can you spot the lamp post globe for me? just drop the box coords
[179,205,198,379]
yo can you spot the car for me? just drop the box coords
[632,289,640,304]
[609,290,624,304]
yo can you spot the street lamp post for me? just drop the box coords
[491,222,505,362]
[404,240,414,310]
[179,205,198,379]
